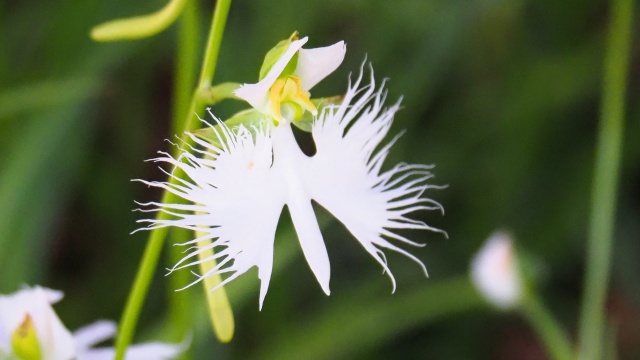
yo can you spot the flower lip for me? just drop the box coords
[137,65,446,309]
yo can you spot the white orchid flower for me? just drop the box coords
[0,286,184,360]
[137,64,446,309]
[234,35,346,123]
[0,286,75,360]
[470,231,522,309]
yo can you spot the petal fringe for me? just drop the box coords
[305,65,445,289]
[136,116,285,308]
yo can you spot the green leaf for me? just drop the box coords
[0,77,97,120]
[258,277,484,360]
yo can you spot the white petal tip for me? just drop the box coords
[295,40,347,90]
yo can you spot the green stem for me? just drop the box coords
[165,0,200,349]
[171,0,200,135]
[182,0,233,133]
[197,1,231,89]
[578,0,633,358]
[521,293,574,360]
[202,82,241,104]
[114,1,232,358]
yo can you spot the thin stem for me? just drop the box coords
[521,293,574,360]
[114,0,232,358]
[171,0,200,135]
[179,0,232,144]
[578,0,633,358]
[165,0,200,349]
[198,0,231,89]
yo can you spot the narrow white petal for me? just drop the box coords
[288,195,331,295]
[74,321,186,360]
[305,67,444,289]
[272,125,331,295]
[294,41,347,91]
[123,342,185,360]
[234,37,309,112]
[137,118,285,307]
[73,321,116,350]
[41,288,64,304]
[257,236,275,310]
[77,343,184,360]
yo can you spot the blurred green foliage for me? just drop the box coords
[1,0,638,358]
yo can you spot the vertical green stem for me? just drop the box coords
[521,293,574,360]
[165,1,201,350]
[182,0,232,133]
[114,1,232,358]
[578,0,633,359]
[171,0,200,135]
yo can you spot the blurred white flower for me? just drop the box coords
[470,230,522,309]
[138,66,445,309]
[234,36,346,123]
[74,321,184,360]
[0,286,74,360]
[0,286,184,360]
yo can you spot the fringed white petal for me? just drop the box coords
[136,117,285,308]
[304,66,445,291]
[234,37,309,112]
[294,41,346,91]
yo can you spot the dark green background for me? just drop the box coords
[1,0,638,358]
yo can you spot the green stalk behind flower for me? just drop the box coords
[114,0,233,358]
[578,0,634,358]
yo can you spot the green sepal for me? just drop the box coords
[191,109,272,147]
[259,32,300,81]
[292,95,343,132]
[11,315,43,360]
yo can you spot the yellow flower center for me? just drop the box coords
[11,314,43,360]
[269,75,317,124]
